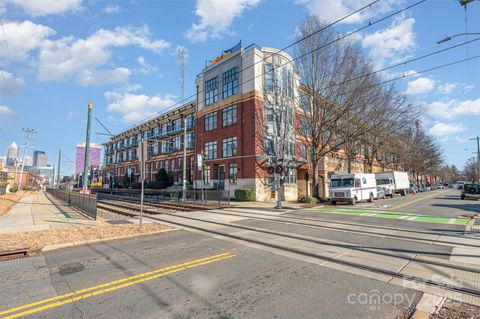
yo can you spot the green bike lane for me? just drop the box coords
[308,208,470,225]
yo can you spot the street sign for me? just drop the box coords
[137,140,147,181]
[197,153,203,171]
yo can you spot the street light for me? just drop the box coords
[437,32,480,44]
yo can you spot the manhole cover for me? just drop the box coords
[106,220,133,225]
[59,262,85,276]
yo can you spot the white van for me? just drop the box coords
[329,173,378,205]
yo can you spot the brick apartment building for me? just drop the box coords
[102,102,195,188]
[102,43,397,201]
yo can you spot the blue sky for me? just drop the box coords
[0,0,479,175]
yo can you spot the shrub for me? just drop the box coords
[9,187,18,193]
[234,189,256,201]
[298,195,317,204]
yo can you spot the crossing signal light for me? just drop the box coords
[267,166,274,174]
[275,165,284,174]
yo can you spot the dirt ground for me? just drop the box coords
[0,192,27,218]
[0,223,174,252]
[430,299,480,319]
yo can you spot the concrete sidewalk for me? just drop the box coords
[0,192,103,234]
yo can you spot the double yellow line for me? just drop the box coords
[0,252,235,319]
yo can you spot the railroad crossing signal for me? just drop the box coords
[267,166,274,175]
[275,165,284,174]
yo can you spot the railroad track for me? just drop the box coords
[96,201,480,301]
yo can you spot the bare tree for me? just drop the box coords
[295,18,377,198]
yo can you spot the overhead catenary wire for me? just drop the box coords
[117,0,404,134]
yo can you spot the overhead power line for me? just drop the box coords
[118,0,399,134]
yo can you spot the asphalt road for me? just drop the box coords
[0,231,420,319]
[1,189,479,319]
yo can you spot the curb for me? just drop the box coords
[40,228,178,253]
[465,217,478,232]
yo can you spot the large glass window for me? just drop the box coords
[161,140,169,153]
[222,137,237,157]
[186,132,194,149]
[153,143,158,155]
[204,77,218,105]
[172,118,181,132]
[222,105,237,127]
[204,166,211,183]
[161,123,168,135]
[185,113,194,129]
[229,163,238,184]
[204,112,217,131]
[204,141,217,159]
[222,67,239,99]
[172,136,181,151]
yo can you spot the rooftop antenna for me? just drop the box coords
[178,47,185,103]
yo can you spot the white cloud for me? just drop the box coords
[362,15,416,65]
[0,20,55,63]
[296,0,400,25]
[185,0,261,43]
[429,98,480,119]
[136,56,158,74]
[105,91,177,122]
[104,4,121,14]
[0,105,16,116]
[404,77,435,95]
[4,0,82,17]
[0,70,24,94]
[438,83,457,94]
[37,26,170,85]
[429,122,466,139]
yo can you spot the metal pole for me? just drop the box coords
[182,117,187,202]
[140,139,145,230]
[82,101,93,190]
[477,137,480,183]
[111,150,116,194]
[56,148,61,188]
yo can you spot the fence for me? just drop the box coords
[46,188,97,219]
[93,188,230,205]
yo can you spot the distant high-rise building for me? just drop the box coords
[6,141,18,166]
[33,150,48,167]
[75,143,101,174]
[24,156,33,167]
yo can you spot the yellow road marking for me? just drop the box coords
[389,190,447,211]
[0,253,235,319]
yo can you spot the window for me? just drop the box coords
[300,94,310,112]
[161,140,169,153]
[172,136,181,151]
[285,169,297,184]
[204,141,217,159]
[222,137,237,157]
[153,127,159,137]
[185,113,194,129]
[264,137,274,156]
[355,179,361,188]
[186,132,194,149]
[153,143,158,155]
[204,166,211,183]
[222,67,239,99]
[204,77,218,105]
[300,117,311,136]
[171,118,181,132]
[143,131,149,141]
[204,112,217,131]
[265,107,274,122]
[161,123,168,135]
[300,144,307,160]
[165,160,169,172]
[222,105,237,126]
[229,163,238,184]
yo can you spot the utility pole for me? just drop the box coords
[82,101,93,190]
[18,128,36,190]
[178,47,185,103]
[56,149,61,188]
[470,136,480,183]
[182,116,187,202]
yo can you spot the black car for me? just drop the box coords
[461,183,480,200]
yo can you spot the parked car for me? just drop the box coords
[409,184,417,193]
[461,183,480,200]
[376,187,386,199]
